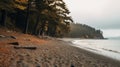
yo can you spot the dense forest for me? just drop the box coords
[0,0,104,38]
[65,23,104,39]
[0,0,73,37]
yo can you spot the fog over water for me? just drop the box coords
[64,0,120,38]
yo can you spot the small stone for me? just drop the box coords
[36,66,40,67]
[6,30,11,33]
[36,64,41,67]
[10,58,14,60]
[71,64,74,67]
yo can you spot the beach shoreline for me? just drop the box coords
[60,39,120,66]
[0,30,120,67]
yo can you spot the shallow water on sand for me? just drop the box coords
[63,38,120,61]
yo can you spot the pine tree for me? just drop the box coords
[24,0,31,34]
[0,0,15,27]
[47,0,73,37]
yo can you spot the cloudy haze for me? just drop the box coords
[64,0,120,37]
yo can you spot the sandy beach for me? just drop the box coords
[0,30,120,67]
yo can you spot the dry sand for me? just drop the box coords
[0,29,120,67]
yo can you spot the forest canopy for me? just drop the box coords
[0,0,73,37]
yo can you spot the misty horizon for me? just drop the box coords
[64,0,120,38]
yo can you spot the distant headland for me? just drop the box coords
[65,23,104,39]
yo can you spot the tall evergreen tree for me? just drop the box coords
[47,0,73,37]
[0,0,15,27]
[24,0,31,34]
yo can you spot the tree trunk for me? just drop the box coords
[40,21,45,36]
[24,0,30,34]
[33,15,40,35]
[38,27,42,36]
[40,21,48,36]
[1,10,7,27]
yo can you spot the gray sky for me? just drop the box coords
[64,0,120,29]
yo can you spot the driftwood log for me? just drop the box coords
[14,46,37,50]
[9,42,19,45]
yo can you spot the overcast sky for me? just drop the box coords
[64,0,120,29]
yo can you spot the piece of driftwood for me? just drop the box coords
[10,36,17,39]
[14,46,37,50]
[0,35,6,38]
[9,42,19,45]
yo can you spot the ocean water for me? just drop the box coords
[63,38,120,61]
